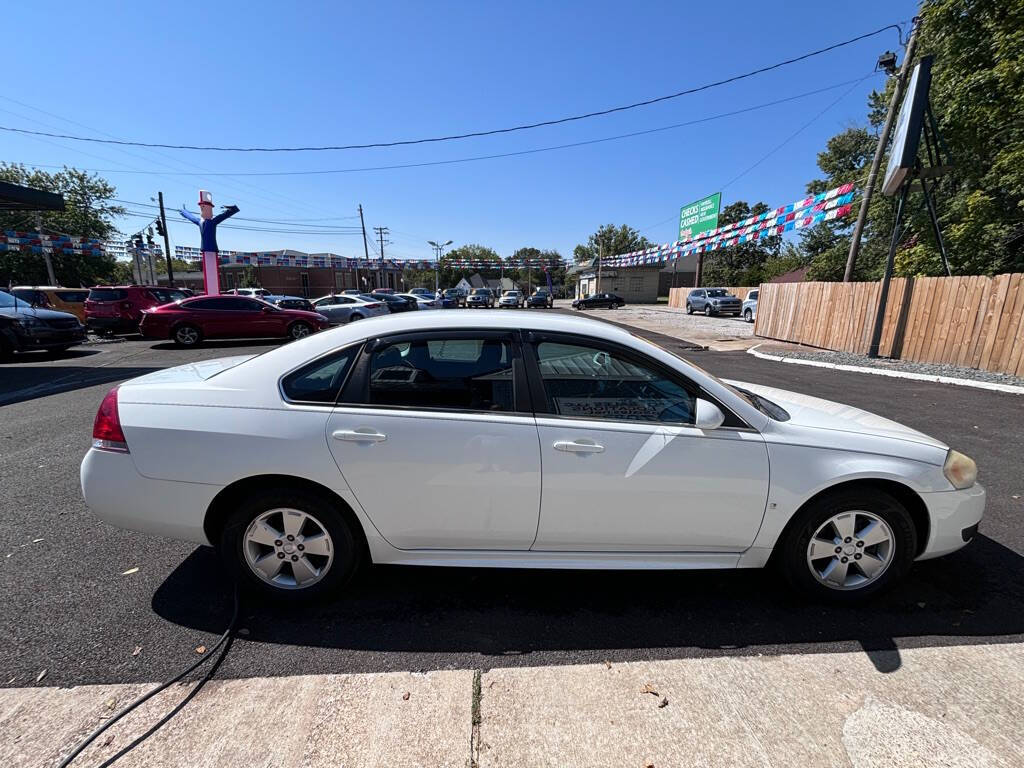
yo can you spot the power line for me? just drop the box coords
[7,77,875,179]
[0,25,900,154]
[112,199,363,228]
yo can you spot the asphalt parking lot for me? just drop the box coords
[1,313,1022,689]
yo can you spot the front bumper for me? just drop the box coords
[81,447,219,545]
[7,325,86,350]
[917,482,986,560]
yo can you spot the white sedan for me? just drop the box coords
[81,311,984,604]
[310,294,389,324]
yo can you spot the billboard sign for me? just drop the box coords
[679,192,721,241]
[882,56,933,196]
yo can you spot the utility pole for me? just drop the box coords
[358,205,370,290]
[157,192,174,287]
[844,18,920,281]
[35,214,57,285]
[596,241,603,295]
[373,226,389,289]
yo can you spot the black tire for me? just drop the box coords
[289,321,313,340]
[611,302,620,309]
[704,304,713,317]
[172,323,202,347]
[775,488,916,604]
[220,486,362,604]
[348,313,363,322]
[686,303,693,315]
[744,308,753,323]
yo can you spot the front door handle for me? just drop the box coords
[553,439,604,454]
[332,428,387,443]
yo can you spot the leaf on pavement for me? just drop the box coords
[36,669,47,683]
[121,567,139,575]
[402,692,411,701]
[132,646,142,657]
[658,697,669,708]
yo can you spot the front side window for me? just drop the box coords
[367,337,514,412]
[282,348,357,403]
[534,341,695,424]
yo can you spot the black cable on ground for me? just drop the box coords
[56,586,240,768]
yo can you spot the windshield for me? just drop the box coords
[506,291,519,297]
[149,289,188,304]
[633,332,790,421]
[444,289,460,296]
[471,289,490,296]
[0,290,20,308]
[706,289,729,297]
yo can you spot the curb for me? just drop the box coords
[747,343,1024,395]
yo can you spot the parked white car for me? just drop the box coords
[310,294,389,324]
[81,311,983,604]
[397,292,439,309]
[498,290,523,308]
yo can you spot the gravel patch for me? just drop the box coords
[756,342,1024,387]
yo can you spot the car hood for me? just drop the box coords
[725,379,948,451]
[0,305,81,322]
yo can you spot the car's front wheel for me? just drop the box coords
[744,309,753,322]
[777,488,916,603]
[172,323,202,347]
[704,304,713,316]
[220,487,361,603]
[289,321,313,340]
[686,303,693,315]
[348,313,363,322]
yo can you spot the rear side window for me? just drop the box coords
[367,337,514,412]
[89,289,126,301]
[282,348,358,404]
[55,290,89,302]
[147,289,187,304]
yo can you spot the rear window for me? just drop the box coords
[55,290,89,302]
[88,289,127,301]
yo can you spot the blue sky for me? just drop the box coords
[3,0,914,261]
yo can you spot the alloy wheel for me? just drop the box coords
[175,326,199,345]
[290,323,312,339]
[243,507,335,590]
[805,511,894,591]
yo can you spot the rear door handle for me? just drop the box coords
[553,439,604,454]
[332,428,387,443]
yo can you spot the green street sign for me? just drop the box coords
[678,192,721,241]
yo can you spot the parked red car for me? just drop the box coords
[85,285,190,334]
[139,295,330,346]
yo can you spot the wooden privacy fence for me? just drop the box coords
[667,286,756,308]
[753,273,1024,376]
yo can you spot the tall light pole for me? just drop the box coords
[428,239,452,293]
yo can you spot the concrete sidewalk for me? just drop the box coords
[4,643,1021,767]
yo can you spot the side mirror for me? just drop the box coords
[694,398,725,430]
[262,305,274,313]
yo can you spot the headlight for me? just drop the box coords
[943,449,977,489]
[14,316,44,328]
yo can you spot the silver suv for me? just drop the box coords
[686,288,742,317]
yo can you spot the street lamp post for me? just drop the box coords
[428,239,453,293]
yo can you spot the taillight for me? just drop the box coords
[92,387,129,453]
[366,302,382,309]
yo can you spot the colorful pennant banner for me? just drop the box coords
[1,231,105,256]
[607,183,857,267]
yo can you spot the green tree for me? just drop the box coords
[574,224,652,263]
[701,201,783,285]
[0,163,125,286]
[802,0,1024,279]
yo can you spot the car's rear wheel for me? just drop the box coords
[348,313,363,322]
[172,323,202,347]
[289,321,313,340]
[777,488,916,603]
[744,308,753,322]
[220,487,361,603]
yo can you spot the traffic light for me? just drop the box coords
[155,218,165,237]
